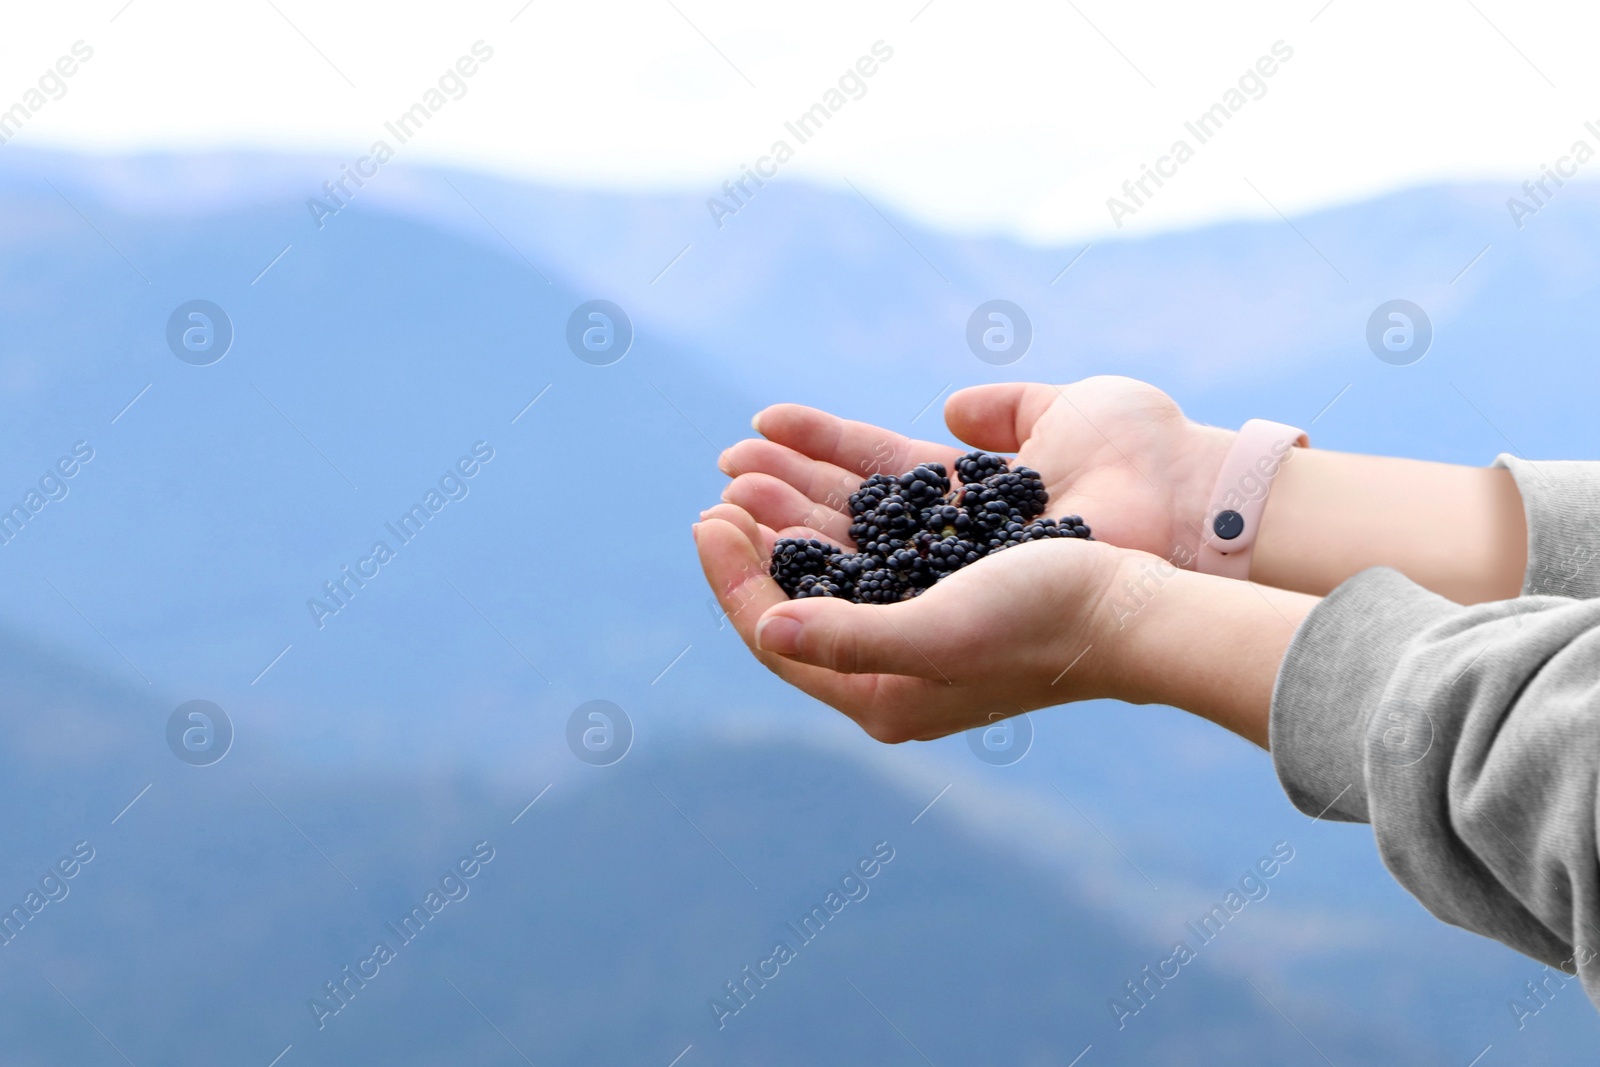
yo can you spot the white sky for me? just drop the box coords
[2,0,1595,241]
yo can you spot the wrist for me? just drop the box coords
[1169,423,1236,569]
[1091,550,1317,746]
[1083,548,1190,701]
[1022,542,1153,707]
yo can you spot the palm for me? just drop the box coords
[1008,384,1201,558]
[693,509,1119,742]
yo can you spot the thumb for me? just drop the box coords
[944,382,1056,453]
[753,596,953,680]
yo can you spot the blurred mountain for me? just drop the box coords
[0,148,1595,1063]
[0,627,1505,1066]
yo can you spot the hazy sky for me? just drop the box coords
[3,0,1593,240]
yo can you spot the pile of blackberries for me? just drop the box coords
[770,451,1091,602]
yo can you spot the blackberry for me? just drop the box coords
[955,450,1007,485]
[875,492,921,536]
[857,531,908,560]
[848,518,880,546]
[855,566,908,604]
[851,471,926,548]
[986,467,1048,521]
[828,552,869,582]
[848,473,896,520]
[896,463,950,510]
[960,485,1022,534]
[793,575,846,598]
[1018,517,1066,542]
[925,534,983,576]
[770,538,839,596]
[885,545,934,588]
[988,519,1032,551]
[919,503,973,538]
[991,516,1096,553]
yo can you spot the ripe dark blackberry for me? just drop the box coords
[896,463,950,510]
[828,552,868,582]
[848,474,895,520]
[857,531,909,560]
[924,534,983,576]
[792,575,846,598]
[999,516,1096,550]
[955,450,1007,485]
[851,474,926,547]
[959,485,1022,535]
[770,538,840,596]
[986,467,1048,521]
[885,545,934,588]
[848,518,879,546]
[1017,517,1066,542]
[920,503,973,538]
[988,519,1033,551]
[875,492,921,536]
[855,566,909,604]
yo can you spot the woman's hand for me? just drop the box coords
[716,376,1233,566]
[694,503,1128,743]
[695,500,1315,748]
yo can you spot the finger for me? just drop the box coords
[718,438,859,516]
[752,404,964,481]
[752,594,956,681]
[722,472,854,545]
[944,383,1057,453]
[694,518,876,703]
[773,524,836,546]
[696,518,972,743]
[697,505,784,559]
[693,503,855,588]
[697,502,774,554]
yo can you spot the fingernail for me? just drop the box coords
[698,508,714,521]
[720,485,734,503]
[750,411,764,434]
[755,614,802,654]
[716,449,735,475]
[690,522,701,543]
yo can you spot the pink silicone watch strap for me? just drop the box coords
[1195,418,1309,580]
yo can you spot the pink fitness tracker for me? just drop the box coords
[1195,418,1309,580]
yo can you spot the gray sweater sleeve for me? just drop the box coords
[1270,455,1600,995]
[1495,454,1600,599]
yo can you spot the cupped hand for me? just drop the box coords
[693,503,1128,743]
[715,376,1232,564]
